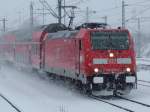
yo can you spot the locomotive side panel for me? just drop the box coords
[44,38,79,79]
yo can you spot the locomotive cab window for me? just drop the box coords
[91,32,129,50]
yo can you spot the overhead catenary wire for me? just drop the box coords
[126,6,150,22]
[127,0,150,6]
[66,0,90,5]
[2,0,150,33]
[39,0,58,18]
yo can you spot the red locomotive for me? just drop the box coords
[0,23,137,96]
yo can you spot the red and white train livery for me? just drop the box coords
[0,23,137,95]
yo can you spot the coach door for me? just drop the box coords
[75,39,82,76]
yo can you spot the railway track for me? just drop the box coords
[0,93,22,112]
[138,80,150,84]
[117,96,150,107]
[137,64,150,70]
[137,58,150,70]
[90,95,150,112]
[90,95,134,112]
[138,80,150,88]
[138,83,150,87]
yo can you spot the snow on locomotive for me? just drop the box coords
[0,23,137,96]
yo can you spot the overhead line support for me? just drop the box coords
[0,18,8,32]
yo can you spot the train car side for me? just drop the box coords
[43,31,81,80]
[0,23,137,96]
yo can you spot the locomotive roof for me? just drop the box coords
[75,22,107,30]
[47,30,78,39]
[0,22,130,42]
[47,28,130,40]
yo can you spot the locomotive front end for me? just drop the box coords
[83,30,137,96]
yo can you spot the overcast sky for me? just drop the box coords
[0,0,150,33]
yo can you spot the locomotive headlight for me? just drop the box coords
[109,53,114,58]
[94,68,99,73]
[126,67,131,72]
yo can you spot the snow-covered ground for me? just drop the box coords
[0,59,150,112]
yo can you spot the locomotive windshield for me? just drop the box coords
[91,32,129,50]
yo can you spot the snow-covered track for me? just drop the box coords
[90,95,134,112]
[138,80,150,84]
[137,64,150,70]
[0,93,22,112]
[138,80,150,88]
[138,84,150,87]
[138,83,150,88]
[137,58,150,70]
[117,96,150,107]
